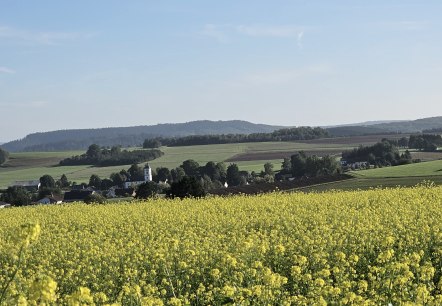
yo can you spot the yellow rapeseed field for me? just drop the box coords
[2,184,442,305]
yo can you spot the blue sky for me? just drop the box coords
[1,1,442,141]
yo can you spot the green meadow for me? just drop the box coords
[0,141,356,188]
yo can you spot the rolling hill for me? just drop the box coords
[2,120,282,152]
[327,116,442,136]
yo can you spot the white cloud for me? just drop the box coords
[0,25,97,45]
[201,24,305,46]
[0,66,15,74]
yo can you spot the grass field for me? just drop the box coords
[0,134,428,189]
[350,160,442,178]
[298,160,442,192]
[0,141,357,188]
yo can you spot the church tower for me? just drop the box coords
[144,164,152,182]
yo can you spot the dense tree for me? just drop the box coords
[135,182,161,199]
[143,127,330,147]
[110,173,125,188]
[84,193,106,204]
[59,144,163,167]
[291,152,307,177]
[181,160,200,177]
[89,174,102,188]
[86,144,101,159]
[408,134,441,152]
[1,186,32,206]
[398,137,409,148]
[167,177,206,199]
[100,178,114,190]
[216,162,227,183]
[226,163,242,187]
[143,139,162,148]
[288,152,340,177]
[59,174,70,188]
[171,167,186,182]
[264,162,274,176]
[128,164,144,181]
[156,167,171,182]
[342,140,412,166]
[0,147,9,165]
[281,158,291,174]
[40,174,56,188]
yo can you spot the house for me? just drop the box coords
[37,195,63,205]
[63,190,95,202]
[11,180,41,191]
[0,201,12,209]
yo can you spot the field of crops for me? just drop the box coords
[2,185,442,304]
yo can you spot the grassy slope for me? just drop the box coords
[302,160,442,192]
[350,160,442,178]
[5,137,429,190]
[0,142,354,188]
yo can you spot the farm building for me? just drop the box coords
[37,195,63,205]
[63,190,95,202]
[10,180,41,191]
[0,201,12,208]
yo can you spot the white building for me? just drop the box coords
[123,164,152,189]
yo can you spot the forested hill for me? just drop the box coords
[3,120,283,152]
[327,116,442,137]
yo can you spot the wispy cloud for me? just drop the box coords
[201,24,305,46]
[0,66,15,74]
[0,25,97,45]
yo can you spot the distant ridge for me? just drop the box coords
[324,120,408,128]
[4,116,442,152]
[2,120,283,152]
[327,116,442,137]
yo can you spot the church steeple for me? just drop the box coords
[144,163,152,182]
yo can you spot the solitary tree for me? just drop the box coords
[167,177,206,199]
[128,164,144,181]
[264,162,274,176]
[59,174,70,188]
[171,167,186,182]
[89,174,102,188]
[1,186,32,206]
[136,182,160,199]
[181,159,200,177]
[226,163,241,187]
[40,174,56,188]
[0,148,9,165]
[86,144,101,159]
[156,167,171,182]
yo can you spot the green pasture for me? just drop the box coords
[350,160,442,178]
[0,140,372,189]
[296,159,442,193]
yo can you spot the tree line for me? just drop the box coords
[342,140,413,167]
[143,127,330,148]
[59,144,163,167]
[0,147,9,165]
